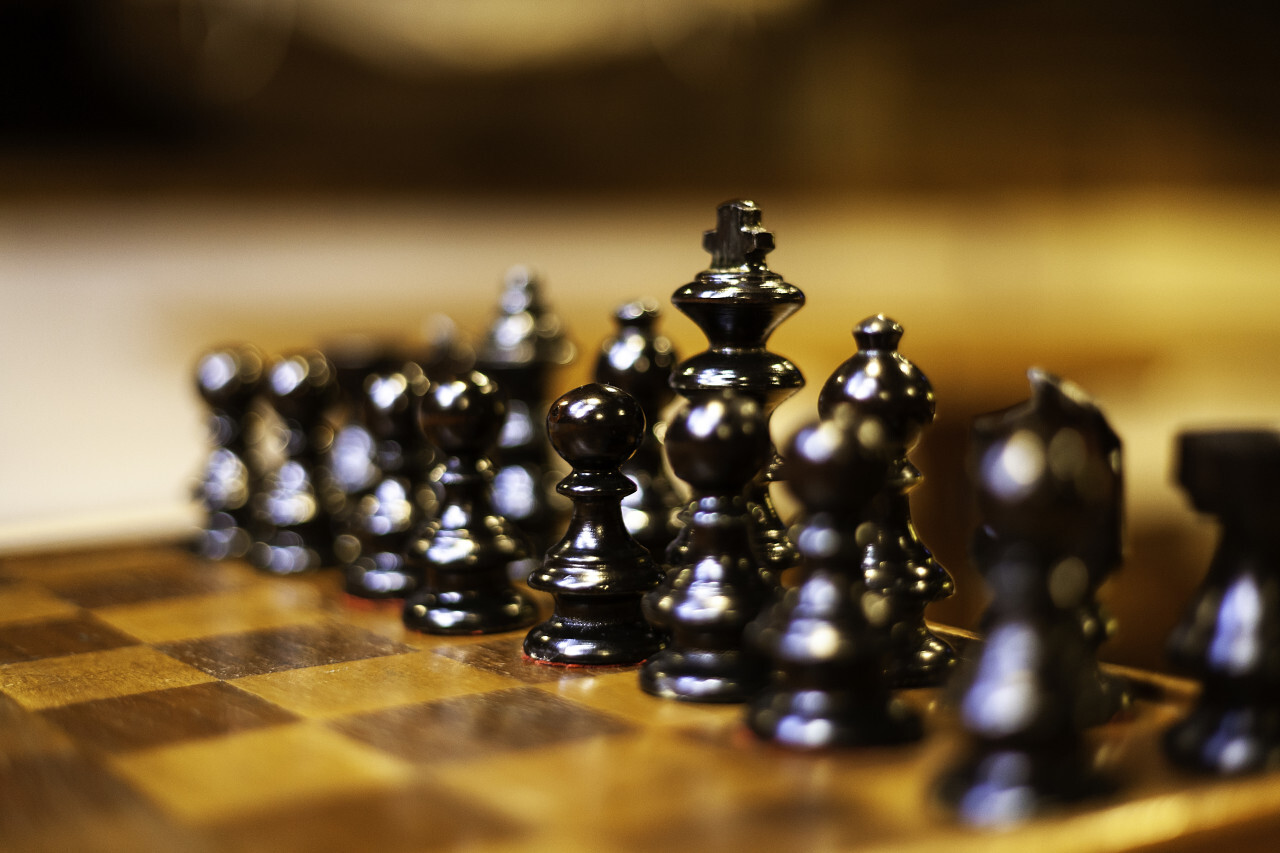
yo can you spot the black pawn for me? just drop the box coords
[818,315,956,688]
[594,299,681,559]
[939,370,1120,826]
[250,350,342,574]
[641,392,773,702]
[339,362,436,600]
[524,384,664,666]
[194,344,265,560]
[1165,429,1280,774]
[476,266,576,556]
[670,200,805,585]
[402,372,538,634]
[745,406,921,747]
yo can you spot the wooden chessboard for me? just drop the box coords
[1,542,1278,853]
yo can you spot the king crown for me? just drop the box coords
[702,199,775,270]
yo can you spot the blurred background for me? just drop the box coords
[3,0,1279,671]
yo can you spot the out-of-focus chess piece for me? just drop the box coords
[594,298,680,559]
[819,315,955,688]
[1166,429,1280,775]
[476,265,576,557]
[194,344,265,560]
[250,349,343,574]
[939,370,1122,826]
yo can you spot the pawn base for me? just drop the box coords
[1164,702,1280,775]
[640,647,766,703]
[249,533,330,575]
[938,744,1113,827]
[747,689,922,749]
[403,587,538,635]
[344,558,416,600]
[524,600,663,667]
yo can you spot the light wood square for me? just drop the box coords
[92,583,327,643]
[234,650,521,719]
[0,645,215,710]
[0,583,83,626]
[108,722,415,824]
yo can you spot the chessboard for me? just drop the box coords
[1,540,1278,853]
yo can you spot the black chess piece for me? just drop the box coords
[524,383,664,666]
[670,200,805,586]
[194,344,265,560]
[745,405,920,747]
[594,299,681,559]
[476,265,576,557]
[640,391,773,702]
[324,336,400,499]
[250,349,342,574]
[1165,429,1280,775]
[402,371,539,634]
[818,315,956,688]
[938,370,1121,826]
[337,361,437,600]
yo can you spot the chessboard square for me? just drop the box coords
[158,622,415,679]
[335,686,632,764]
[0,645,215,710]
[0,691,76,758]
[40,559,249,608]
[0,581,84,626]
[234,650,521,720]
[108,722,415,824]
[203,778,524,853]
[0,543,198,580]
[92,582,328,644]
[40,680,299,752]
[0,612,140,664]
[432,635,604,684]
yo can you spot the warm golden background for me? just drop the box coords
[3,1,1279,672]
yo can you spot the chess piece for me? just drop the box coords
[250,349,342,574]
[1165,429,1280,774]
[194,344,265,560]
[938,370,1120,826]
[524,383,664,665]
[337,361,436,600]
[402,371,538,634]
[476,266,576,556]
[818,315,955,688]
[670,200,805,586]
[745,406,920,747]
[640,391,772,702]
[594,299,681,559]
[324,336,401,499]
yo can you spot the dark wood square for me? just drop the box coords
[40,562,243,608]
[0,612,139,664]
[40,681,299,752]
[158,622,415,679]
[432,636,608,684]
[204,780,523,853]
[334,686,632,764]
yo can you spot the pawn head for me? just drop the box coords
[665,392,770,493]
[547,383,645,470]
[419,371,506,455]
[784,404,891,516]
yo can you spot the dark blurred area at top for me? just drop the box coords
[2,0,1278,197]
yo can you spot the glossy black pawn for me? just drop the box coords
[476,265,576,557]
[524,384,664,666]
[818,315,955,688]
[640,392,773,702]
[194,344,265,560]
[1165,429,1280,775]
[939,371,1121,826]
[594,299,681,558]
[746,407,921,747]
[250,350,342,574]
[402,372,538,634]
[324,336,400,498]
[670,200,805,585]
[338,362,436,600]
